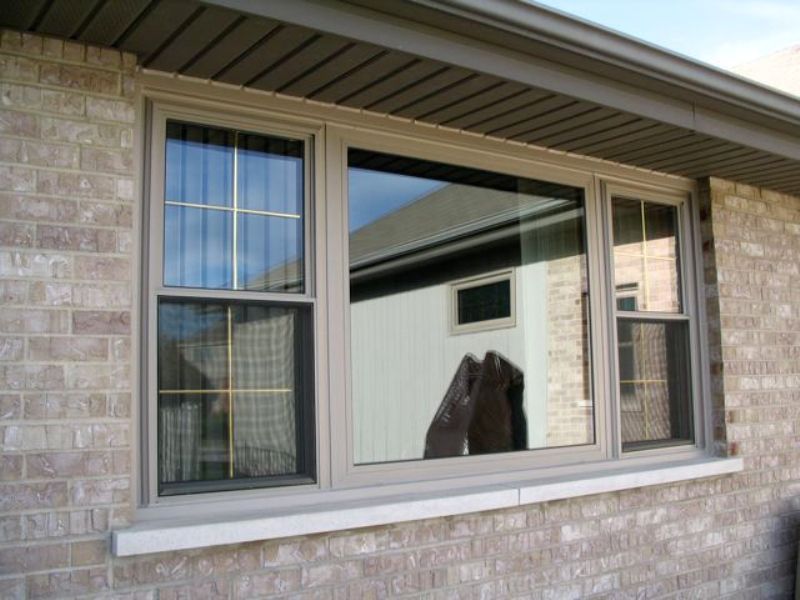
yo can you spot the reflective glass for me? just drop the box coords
[237,213,303,293]
[617,319,693,450]
[157,299,313,494]
[163,121,304,293]
[238,133,304,215]
[613,198,681,313]
[164,205,232,289]
[348,148,593,465]
[166,122,233,206]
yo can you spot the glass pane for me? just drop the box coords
[157,299,313,494]
[237,213,303,293]
[166,121,233,206]
[617,318,693,450]
[348,148,593,465]
[612,197,681,313]
[238,133,304,215]
[164,205,232,289]
[457,279,511,325]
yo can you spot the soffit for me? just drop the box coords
[3,0,799,196]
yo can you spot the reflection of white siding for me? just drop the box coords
[351,265,549,464]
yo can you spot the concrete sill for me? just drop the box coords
[112,457,742,556]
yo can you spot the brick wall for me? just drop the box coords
[2,31,800,599]
[0,30,136,597]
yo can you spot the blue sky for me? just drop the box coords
[532,0,800,69]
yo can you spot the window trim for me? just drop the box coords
[136,78,711,514]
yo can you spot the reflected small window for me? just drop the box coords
[451,272,515,333]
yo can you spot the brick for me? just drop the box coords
[0,336,24,361]
[0,193,78,223]
[25,392,106,419]
[0,54,39,82]
[39,63,119,95]
[86,97,135,123]
[37,224,116,252]
[73,310,130,334]
[27,567,109,598]
[0,165,35,192]
[28,337,108,361]
[41,89,86,116]
[0,249,72,279]
[0,308,69,333]
[0,453,23,481]
[37,171,117,200]
[0,481,68,512]
[40,116,119,147]
[0,393,22,419]
[0,221,34,247]
[81,146,133,174]
[75,255,130,280]
[71,538,108,566]
[79,201,133,226]
[18,140,80,168]
[0,543,68,573]
[0,109,38,136]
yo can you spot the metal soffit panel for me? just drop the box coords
[2,0,799,195]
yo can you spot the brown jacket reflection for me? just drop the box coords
[424,351,526,458]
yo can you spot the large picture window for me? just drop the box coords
[347,149,593,464]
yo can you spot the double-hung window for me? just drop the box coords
[143,100,706,506]
[146,110,316,497]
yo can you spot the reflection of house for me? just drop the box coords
[348,172,592,463]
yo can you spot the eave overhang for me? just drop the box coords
[3,0,799,195]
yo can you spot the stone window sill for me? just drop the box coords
[112,457,741,556]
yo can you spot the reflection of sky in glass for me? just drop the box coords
[348,168,444,232]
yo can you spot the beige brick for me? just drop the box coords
[0,453,23,481]
[0,82,42,109]
[37,224,116,252]
[73,310,130,334]
[0,54,39,82]
[235,570,301,597]
[28,337,108,361]
[0,543,68,574]
[0,308,69,333]
[74,255,130,280]
[0,393,22,419]
[0,251,71,278]
[79,200,133,227]
[0,109,39,137]
[41,89,86,116]
[19,140,80,168]
[0,165,35,192]
[71,538,108,566]
[40,116,119,147]
[0,221,34,247]
[25,392,106,419]
[86,96,135,123]
[0,336,23,362]
[39,63,119,95]
[27,567,109,599]
[0,481,68,511]
[37,171,117,200]
[0,193,78,223]
[81,146,133,174]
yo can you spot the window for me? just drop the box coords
[450,271,516,334]
[143,102,705,505]
[147,113,315,497]
[611,195,693,451]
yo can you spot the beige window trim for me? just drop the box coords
[133,76,715,523]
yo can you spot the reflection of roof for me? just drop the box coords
[349,183,573,269]
[734,45,800,99]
